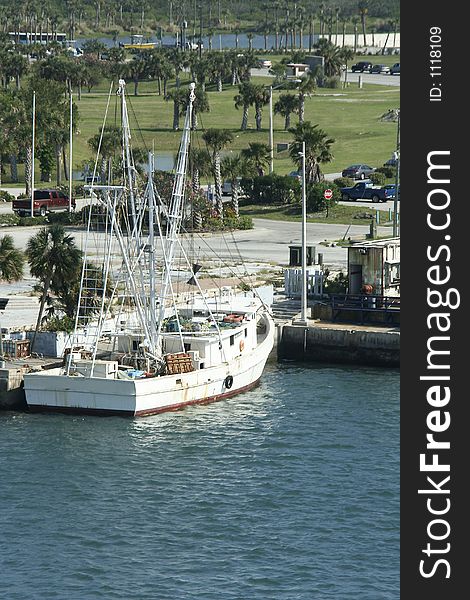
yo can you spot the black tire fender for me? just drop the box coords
[224,375,234,389]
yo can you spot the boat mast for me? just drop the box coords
[154,83,196,343]
[118,79,138,232]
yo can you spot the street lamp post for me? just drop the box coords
[0,298,9,365]
[300,141,307,323]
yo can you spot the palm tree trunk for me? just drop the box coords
[0,157,2,185]
[134,77,139,96]
[100,157,107,184]
[193,209,203,229]
[214,153,223,219]
[217,75,222,92]
[231,180,239,218]
[173,100,180,130]
[25,146,32,197]
[56,144,62,186]
[192,110,198,130]
[255,104,262,130]
[241,105,249,130]
[30,272,52,352]
[299,94,305,124]
[285,113,290,130]
[192,167,200,194]
[63,147,69,181]
[10,154,18,182]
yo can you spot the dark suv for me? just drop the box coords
[351,61,372,73]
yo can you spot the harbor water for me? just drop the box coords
[0,363,399,599]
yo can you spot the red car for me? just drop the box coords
[12,189,76,217]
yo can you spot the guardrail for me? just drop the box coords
[330,294,400,325]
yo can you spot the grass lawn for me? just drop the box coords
[74,75,399,174]
[2,69,399,189]
[239,202,392,226]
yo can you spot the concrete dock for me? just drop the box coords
[278,319,399,367]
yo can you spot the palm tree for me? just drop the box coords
[358,1,369,47]
[288,121,335,184]
[189,147,211,194]
[202,128,233,219]
[209,51,228,92]
[234,81,255,131]
[0,235,24,282]
[247,32,254,52]
[351,16,359,53]
[252,84,270,130]
[88,125,122,183]
[221,154,248,218]
[125,53,150,96]
[315,39,343,77]
[165,88,186,130]
[178,85,210,130]
[241,142,270,176]
[297,73,317,124]
[340,47,354,86]
[274,93,300,130]
[26,224,83,351]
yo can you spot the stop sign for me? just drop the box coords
[324,188,333,200]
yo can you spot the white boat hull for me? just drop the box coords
[24,317,275,417]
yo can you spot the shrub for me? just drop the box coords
[375,166,397,179]
[324,76,340,89]
[0,190,14,202]
[18,216,47,226]
[48,211,83,225]
[243,174,301,205]
[369,172,386,186]
[306,182,340,214]
[333,177,354,188]
[323,270,349,295]
[236,215,253,230]
[0,214,20,227]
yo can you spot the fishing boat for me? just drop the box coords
[120,34,157,50]
[23,81,275,417]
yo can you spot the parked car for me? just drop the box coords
[351,61,372,73]
[258,59,272,68]
[341,164,375,179]
[390,62,400,75]
[288,170,301,181]
[222,178,243,196]
[340,181,397,203]
[383,157,398,168]
[12,189,76,217]
[370,64,391,74]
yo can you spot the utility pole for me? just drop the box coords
[268,86,274,174]
[69,92,73,213]
[31,90,36,218]
[393,110,400,237]
[199,4,203,59]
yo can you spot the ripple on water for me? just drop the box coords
[0,363,399,600]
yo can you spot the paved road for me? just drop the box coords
[1,217,389,269]
[251,67,400,87]
[345,71,400,87]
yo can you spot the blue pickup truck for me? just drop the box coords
[340,181,398,203]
